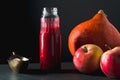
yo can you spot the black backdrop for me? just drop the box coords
[0,0,120,64]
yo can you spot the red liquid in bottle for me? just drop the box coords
[39,8,61,72]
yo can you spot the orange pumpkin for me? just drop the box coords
[68,10,120,56]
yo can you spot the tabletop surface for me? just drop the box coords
[0,62,118,80]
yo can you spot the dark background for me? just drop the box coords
[0,0,120,64]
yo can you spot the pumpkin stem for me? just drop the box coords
[98,9,107,17]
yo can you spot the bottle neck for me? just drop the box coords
[40,7,60,32]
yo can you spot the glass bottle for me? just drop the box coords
[39,7,61,72]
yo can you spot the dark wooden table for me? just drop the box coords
[0,62,118,80]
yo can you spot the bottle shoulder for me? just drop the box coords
[41,14,59,18]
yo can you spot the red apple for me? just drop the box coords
[100,46,120,78]
[73,44,103,73]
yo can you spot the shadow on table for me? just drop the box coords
[86,69,105,77]
[21,69,80,75]
[21,68,105,77]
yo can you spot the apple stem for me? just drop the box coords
[12,52,15,55]
[83,46,88,53]
[105,44,111,50]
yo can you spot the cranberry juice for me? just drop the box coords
[40,17,61,72]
